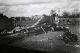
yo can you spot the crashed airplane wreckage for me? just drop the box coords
[18,15,78,43]
[3,14,78,43]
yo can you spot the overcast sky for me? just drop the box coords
[0,0,80,17]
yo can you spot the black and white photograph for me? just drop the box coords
[0,0,80,53]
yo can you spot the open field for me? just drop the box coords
[0,25,80,53]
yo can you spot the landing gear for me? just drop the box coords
[62,31,78,43]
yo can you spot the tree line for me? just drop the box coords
[0,13,14,33]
